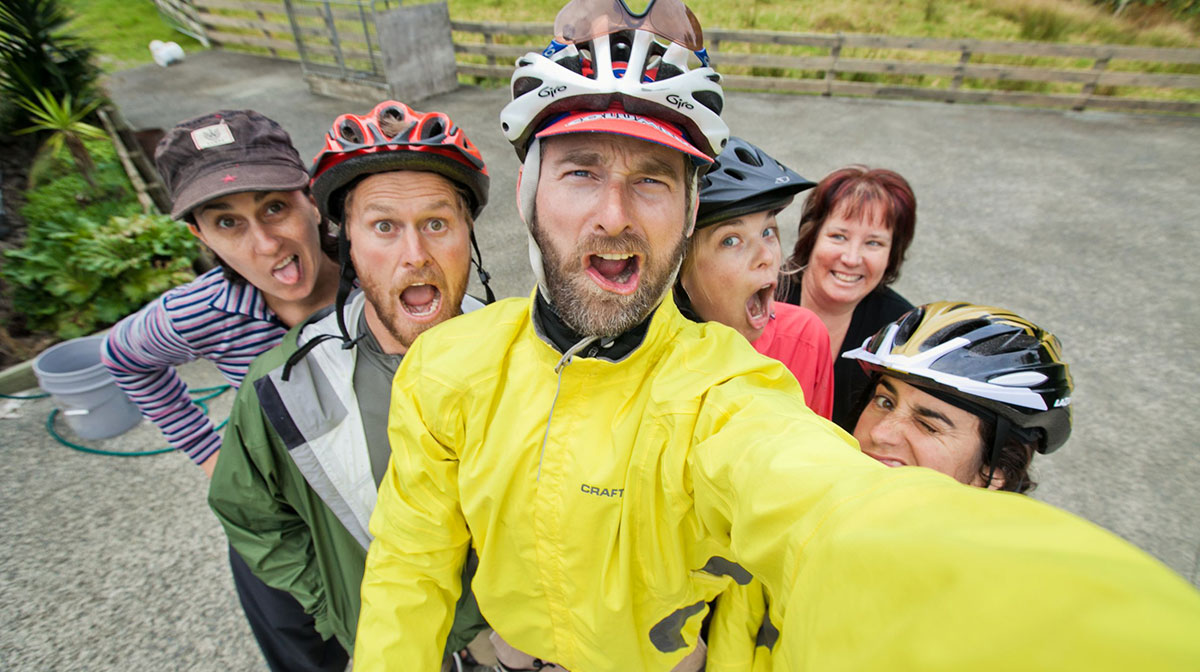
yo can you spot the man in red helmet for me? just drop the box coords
[208,101,496,667]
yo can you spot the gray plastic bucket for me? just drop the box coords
[33,335,142,440]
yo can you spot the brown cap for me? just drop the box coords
[155,110,310,220]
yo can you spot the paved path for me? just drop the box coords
[2,50,1198,670]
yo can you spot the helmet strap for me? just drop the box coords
[984,414,1012,489]
[334,225,365,349]
[469,229,496,304]
[519,140,551,293]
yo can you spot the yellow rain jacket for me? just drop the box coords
[357,293,1200,671]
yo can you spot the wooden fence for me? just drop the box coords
[451,21,1200,114]
[155,1,1200,115]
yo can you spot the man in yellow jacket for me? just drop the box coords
[356,2,1200,670]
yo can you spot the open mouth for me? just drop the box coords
[399,282,442,319]
[585,252,641,295]
[272,255,301,285]
[831,271,862,284]
[746,283,775,331]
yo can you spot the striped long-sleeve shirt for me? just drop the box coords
[101,268,288,465]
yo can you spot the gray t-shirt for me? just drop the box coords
[351,294,485,486]
[353,309,404,487]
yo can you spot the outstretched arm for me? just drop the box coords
[102,298,223,466]
[690,377,1200,670]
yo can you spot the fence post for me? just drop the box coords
[824,34,843,97]
[1074,54,1112,112]
[257,9,278,59]
[484,31,496,68]
[282,0,311,72]
[949,44,972,103]
[322,1,349,78]
[359,1,380,77]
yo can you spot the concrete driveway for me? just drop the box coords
[1,50,1197,670]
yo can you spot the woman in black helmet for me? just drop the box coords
[844,301,1074,492]
[675,137,835,418]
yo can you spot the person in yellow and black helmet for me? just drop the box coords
[844,301,1072,494]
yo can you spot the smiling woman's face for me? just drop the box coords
[802,206,892,311]
[853,375,999,488]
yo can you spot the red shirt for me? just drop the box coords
[752,302,835,419]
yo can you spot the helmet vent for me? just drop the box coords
[734,146,762,166]
[893,306,925,346]
[725,168,746,181]
[380,106,404,123]
[693,90,724,115]
[656,62,683,80]
[971,332,1038,356]
[422,118,445,140]
[928,319,990,348]
[339,121,364,144]
[513,76,544,99]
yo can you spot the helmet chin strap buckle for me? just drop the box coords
[470,230,496,304]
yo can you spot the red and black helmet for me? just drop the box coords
[310,100,489,222]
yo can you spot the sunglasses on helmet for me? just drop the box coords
[553,0,704,52]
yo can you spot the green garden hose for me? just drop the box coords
[3,385,231,457]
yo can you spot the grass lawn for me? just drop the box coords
[438,0,1199,47]
[62,0,205,72]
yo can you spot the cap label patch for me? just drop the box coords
[191,123,235,150]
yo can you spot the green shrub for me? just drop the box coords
[22,138,135,224]
[3,140,200,339]
[3,212,200,339]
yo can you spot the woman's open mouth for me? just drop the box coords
[271,255,301,285]
[746,284,774,330]
[586,253,641,295]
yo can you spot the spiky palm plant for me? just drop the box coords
[0,0,101,130]
[15,88,107,190]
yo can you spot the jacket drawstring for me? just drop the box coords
[537,336,599,481]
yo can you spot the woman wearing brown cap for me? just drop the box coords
[100,110,344,671]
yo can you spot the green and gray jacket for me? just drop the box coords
[208,291,487,654]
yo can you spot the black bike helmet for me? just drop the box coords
[844,302,1073,456]
[695,137,816,230]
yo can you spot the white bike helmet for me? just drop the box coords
[500,0,728,162]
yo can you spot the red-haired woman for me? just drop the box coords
[778,165,917,431]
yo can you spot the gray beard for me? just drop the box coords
[530,211,687,339]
